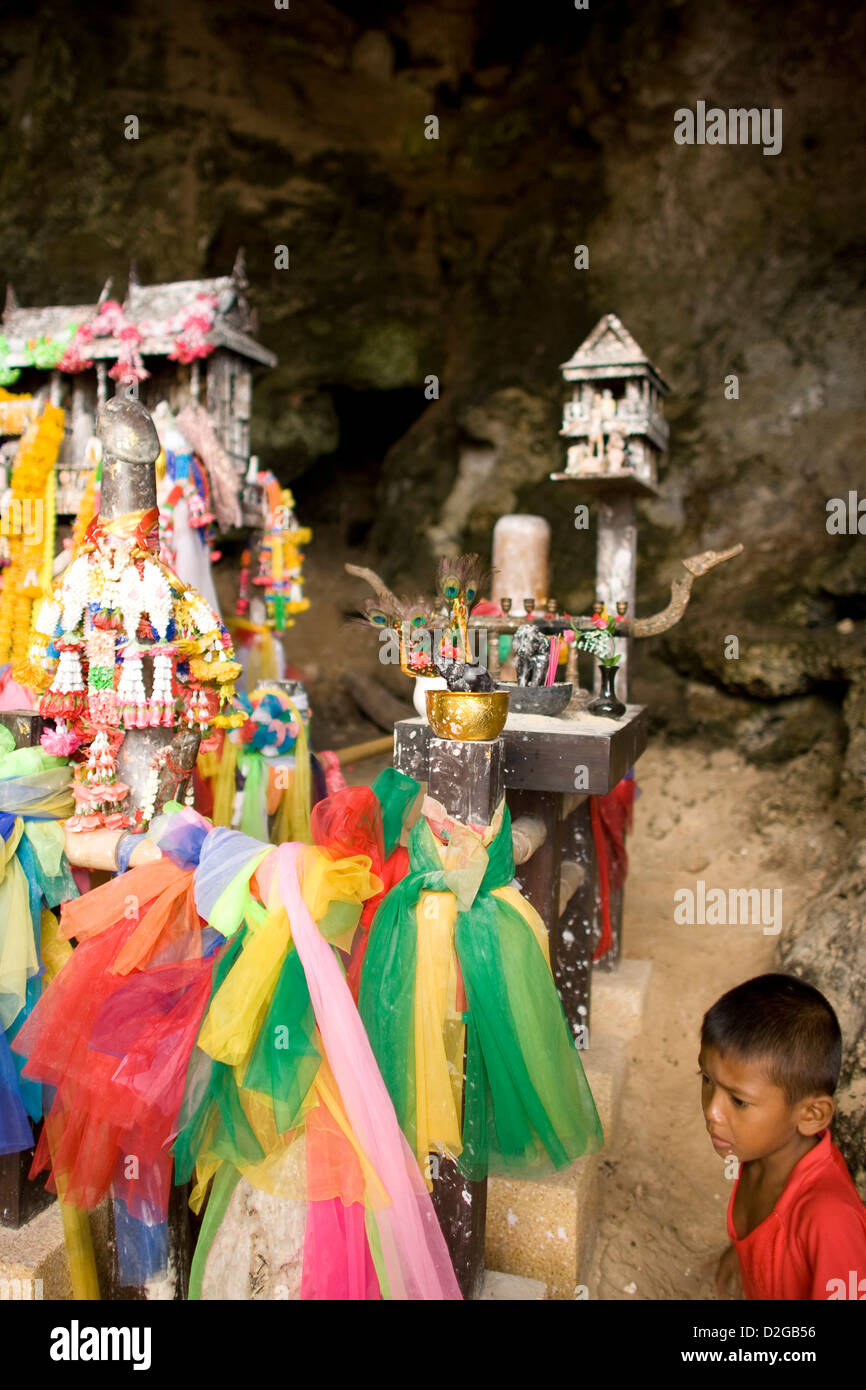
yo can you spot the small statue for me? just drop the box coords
[565,441,588,475]
[623,381,641,417]
[607,429,626,471]
[588,391,605,461]
[512,622,550,686]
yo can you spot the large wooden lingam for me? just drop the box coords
[96,394,200,815]
[60,395,202,1298]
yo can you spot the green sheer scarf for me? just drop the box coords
[359,801,603,1179]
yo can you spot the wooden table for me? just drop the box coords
[393,705,649,1040]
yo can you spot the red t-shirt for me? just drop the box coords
[728,1131,866,1300]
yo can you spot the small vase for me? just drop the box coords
[588,664,626,719]
[413,674,447,719]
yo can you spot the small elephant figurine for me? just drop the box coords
[512,623,550,686]
[433,651,496,692]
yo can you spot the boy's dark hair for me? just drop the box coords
[701,973,841,1103]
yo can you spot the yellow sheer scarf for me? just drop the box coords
[410,813,552,1180]
[190,845,383,1212]
[0,820,38,1030]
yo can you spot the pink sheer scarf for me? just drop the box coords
[260,843,460,1301]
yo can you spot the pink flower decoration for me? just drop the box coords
[108,361,150,384]
[41,728,82,756]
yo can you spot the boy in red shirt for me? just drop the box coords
[699,973,866,1300]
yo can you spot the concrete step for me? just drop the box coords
[591,958,652,1040]
[484,958,652,1300]
[486,1150,599,1299]
[478,1269,547,1300]
[582,1032,628,1146]
[0,1203,70,1300]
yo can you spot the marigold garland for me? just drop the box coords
[0,387,39,437]
[0,402,64,669]
[39,459,57,597]
[72,465,99,550]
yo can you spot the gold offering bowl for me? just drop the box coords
[425,689,510,741]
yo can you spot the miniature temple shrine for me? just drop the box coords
[0,251,275,519]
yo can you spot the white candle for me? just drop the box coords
[492,514,551,616]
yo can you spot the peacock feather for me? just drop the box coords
[436,554,490,612]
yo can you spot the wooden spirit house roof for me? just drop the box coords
[560,313,670,394]
[1,252,277,370]
[1,286,97,361]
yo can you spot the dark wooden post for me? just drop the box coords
[558,797,600,1039]
[509,790,600,1047]
[392,708,649,1048]
[100,1181,193,1301]
[509,789,562,938]
[426,734,504,1300]
[0,714,56,1229]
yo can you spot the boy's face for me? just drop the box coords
[698,1045,812,1163]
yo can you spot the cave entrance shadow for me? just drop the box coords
[291,385,427,546]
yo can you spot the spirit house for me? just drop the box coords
[554,313,669,495]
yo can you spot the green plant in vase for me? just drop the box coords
[573,603,627,718]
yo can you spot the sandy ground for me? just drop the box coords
[588,738,844,1301]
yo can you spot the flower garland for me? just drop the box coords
[71,451,100,551]
[157,442,219,570]
[38,452,56,597]
[0,402,64,667]
[25,505,244,830]
[251,482,311,633]
[0,387,40,435]
[57,295,219,384]
[0,329,78,387]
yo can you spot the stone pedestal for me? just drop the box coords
[484,961,651,1299]
[199,1178,306,1301]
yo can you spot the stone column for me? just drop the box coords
[69,396,199,1298]
[595,493,636,699]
